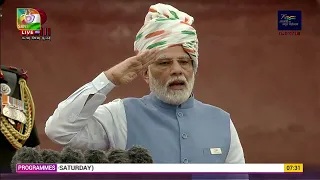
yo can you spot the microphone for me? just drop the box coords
[0,0,5,6]
[10,147,43,172]
[60,146,86,163]
[84,149,109,163]
[128,145,153,163]
[40,149,62,163]
[107,149,131,163]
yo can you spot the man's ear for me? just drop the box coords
[142,68,149,84]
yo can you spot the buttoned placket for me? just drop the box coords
[176,106,190,164]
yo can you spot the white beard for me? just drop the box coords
[148,71,195,105]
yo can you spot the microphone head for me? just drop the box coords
[60,146,85,163]
[107,149,131,163]
[11,147,43,172]
[84,149,109,163]
[128,145,153,163]
[0,0,5,6]
[40,149,62,163]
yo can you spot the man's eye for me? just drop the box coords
[180,60,191,64]
[159,62,170,65]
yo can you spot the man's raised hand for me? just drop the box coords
[104,48,160,85]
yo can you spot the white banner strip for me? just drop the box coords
[56,164,286,173]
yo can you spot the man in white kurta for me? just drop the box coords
[45,3,245,164]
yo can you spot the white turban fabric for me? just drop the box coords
[134,3,199,72]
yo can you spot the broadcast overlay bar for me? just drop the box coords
[16,163,303,173]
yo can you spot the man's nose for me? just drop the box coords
[170,60,183,75]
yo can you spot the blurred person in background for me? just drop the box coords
[0,66,40,173]
[45,3,245,164]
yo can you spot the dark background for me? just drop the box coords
[1,0,319,166]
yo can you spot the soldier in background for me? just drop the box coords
[0,65,40,173]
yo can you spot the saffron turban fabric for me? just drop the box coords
[134,3,199,72]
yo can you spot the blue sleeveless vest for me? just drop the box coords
[123,93,231,163]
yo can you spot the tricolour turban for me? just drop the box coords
[134,3,199,72]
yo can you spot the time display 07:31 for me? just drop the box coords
[284,164,303,172]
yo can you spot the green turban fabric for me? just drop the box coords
[134,3,199,72]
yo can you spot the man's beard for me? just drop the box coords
[148,72,195,105]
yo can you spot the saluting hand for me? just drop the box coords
[104,48,160,85]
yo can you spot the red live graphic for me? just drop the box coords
[20,28,51,36]
[20,30,34,35]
